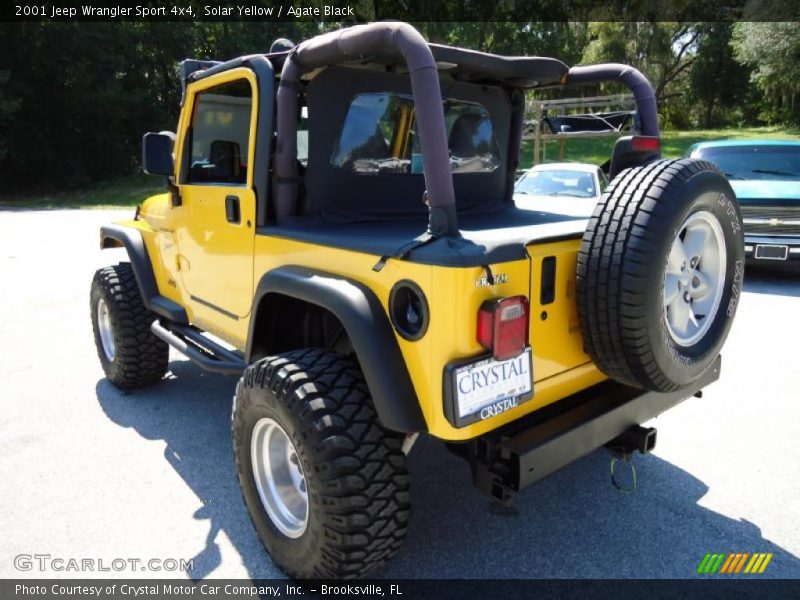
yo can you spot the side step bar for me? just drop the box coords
[151,320,246,375]
[458,356,721,503]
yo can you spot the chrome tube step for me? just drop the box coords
[151,320,245,375]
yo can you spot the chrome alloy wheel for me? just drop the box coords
[664,210,727,346]
[96,297,116,361]
[250,417,309,538]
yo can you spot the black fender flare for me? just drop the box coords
[100,224,187,323]
[246,265,427,433]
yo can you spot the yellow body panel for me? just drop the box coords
[526,239,593,380]
[251,235,606,440]
[124,208,606,441]
[123,190,607,441]
[120,66,606,442]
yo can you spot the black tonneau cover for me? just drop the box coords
[264,207,586,267]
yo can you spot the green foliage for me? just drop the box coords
[581,22,697,100]
[687,23,755,128]
[417,22,588,65]
[2,173,165,209]
[731,22,800,125]
[0,21,338,191]
[577,22,719,130]
[0,69,21,161]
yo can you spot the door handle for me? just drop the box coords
[225,195,240,223]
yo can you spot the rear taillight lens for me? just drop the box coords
[477,296,530,361]
[631,136,661,153]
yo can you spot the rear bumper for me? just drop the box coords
[459,356,721,501]
[744,234,800,262]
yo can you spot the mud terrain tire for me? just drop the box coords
[90,263,169,389]
[232,349,410,579]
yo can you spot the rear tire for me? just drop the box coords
[232,349,410,579]
[90,263,169,389]
[577,159,744,392]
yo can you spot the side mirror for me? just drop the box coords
[142,131,175,177]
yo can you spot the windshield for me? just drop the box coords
[694,145,800,181]
[515,169,597,198]
[331,93,501,175]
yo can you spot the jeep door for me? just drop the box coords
[174,70,257,334]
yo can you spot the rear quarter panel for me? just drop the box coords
[252,234,604,441]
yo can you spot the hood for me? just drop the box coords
[513,193,597,219]
[730,180,800,202]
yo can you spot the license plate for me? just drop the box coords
[449,348,533,427]
[755,244,788,260]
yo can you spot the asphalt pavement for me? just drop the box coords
[1,207,798,580]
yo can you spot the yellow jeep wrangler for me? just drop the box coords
[90,23,744,579]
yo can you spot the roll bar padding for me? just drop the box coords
[274,22,458,236]
[566,64,660,138]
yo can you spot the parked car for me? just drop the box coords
[687,141,800,265]
[514,162,607,217]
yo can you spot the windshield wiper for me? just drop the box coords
[751,168,800,178]
[549,191,589,198]
[723,172,745,180]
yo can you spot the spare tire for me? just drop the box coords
[577,159,744,392]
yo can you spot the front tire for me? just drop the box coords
[232,349,410,579]
[90,263,169,389]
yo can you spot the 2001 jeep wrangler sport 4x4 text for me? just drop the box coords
[90,22,744,579]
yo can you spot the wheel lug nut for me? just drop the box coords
[683,291,691,303]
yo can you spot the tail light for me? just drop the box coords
[631,136,661,153]
[477,296,529,361]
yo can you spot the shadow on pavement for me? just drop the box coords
[96,360,800,580]
[96,360,268,580]
[744,266,800,298]
[391,437,800,578]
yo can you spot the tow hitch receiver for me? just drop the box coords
[456,356,720,504]
[605,425,657,457]
[605,425,656,495]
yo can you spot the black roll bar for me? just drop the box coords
[273,22,458,237]
[565,64,660,138]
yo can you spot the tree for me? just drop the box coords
[688,23,754,128]
[581,22,699,104]
[731,22,800,125]
[0,21,340,190]
[0,70,21,161]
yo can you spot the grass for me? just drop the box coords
[2,127,799,210]
[520,126,800,169]
[0,173,165,210]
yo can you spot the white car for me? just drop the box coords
[514,162,608,218]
